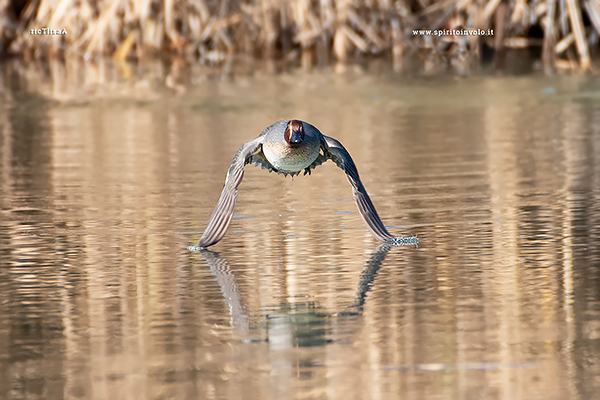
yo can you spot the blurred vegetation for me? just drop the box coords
[0,0,599,75]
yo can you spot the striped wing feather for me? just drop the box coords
[198,136,264,247]
[323,136,394,242]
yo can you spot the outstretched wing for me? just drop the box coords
[323,136,394,242]
[198,136,264,247]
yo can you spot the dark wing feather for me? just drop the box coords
[303,147,330,175]
[323,136,394,242]
[198,136,264,247]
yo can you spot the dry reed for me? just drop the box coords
[1,0,599,74]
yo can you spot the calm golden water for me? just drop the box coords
[1,60,600,400]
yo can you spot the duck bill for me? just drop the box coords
[288,130,303,146]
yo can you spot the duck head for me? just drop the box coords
[284,120,305,147]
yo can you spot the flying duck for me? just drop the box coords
[198,119,398,247]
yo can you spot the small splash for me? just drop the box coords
[542,87,556,95]
[389,235,419,247]
[187,245,202,252]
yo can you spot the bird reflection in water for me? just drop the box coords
[198,249,252,341]
[195,242,399,345]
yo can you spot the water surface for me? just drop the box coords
[1,64,600,399]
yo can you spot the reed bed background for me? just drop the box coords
[1,0,599,74]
